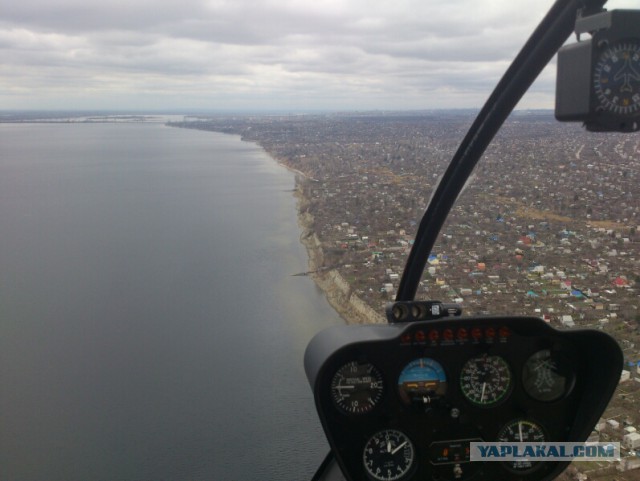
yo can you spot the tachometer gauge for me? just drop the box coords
[593,40,640,116]
[497,420,546,472]
[331,361,384,414]
[460,354,511,406]
[522,349,573,402]
[398,358,447,405]
[363,429,415,481]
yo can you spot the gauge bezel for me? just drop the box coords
[592,38,640,117]
[330,360,385,415]
[459,353,513,407]
[497,419,547,473]
[397,357,448,406]
[362,429,416,481]
[522,348,576,403]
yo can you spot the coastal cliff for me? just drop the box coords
[295,187,385,325]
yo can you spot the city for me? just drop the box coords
[172,111,640,480]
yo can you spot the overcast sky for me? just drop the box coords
[1,0,636,112]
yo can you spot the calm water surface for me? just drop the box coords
[0,122,342,481]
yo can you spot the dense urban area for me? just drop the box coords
[172,111,640,481]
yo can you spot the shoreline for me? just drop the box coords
[273,154,384,324]
[286,165,385,326]
[169,123,385,325]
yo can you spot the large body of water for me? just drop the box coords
[0,122,342,481]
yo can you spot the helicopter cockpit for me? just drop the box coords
[305,1,638,480]
[306,311,621,481]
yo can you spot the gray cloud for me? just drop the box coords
[1,0,637,111]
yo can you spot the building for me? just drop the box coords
[624,432,640,450]
[618,456,640,472]
[620,370,631,383]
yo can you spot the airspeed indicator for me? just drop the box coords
[460,354,511,406]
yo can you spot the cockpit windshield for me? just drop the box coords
[0,1,638,481]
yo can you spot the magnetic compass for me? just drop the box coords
[556,10,640,132]
[593,40,640,116]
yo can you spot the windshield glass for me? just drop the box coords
[1,1,638,481]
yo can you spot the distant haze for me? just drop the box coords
[1,0,637,112]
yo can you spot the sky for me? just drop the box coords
[1,0,637,112]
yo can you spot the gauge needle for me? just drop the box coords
[387,440,392,453]
[519,422,523,442]
[391,441,408,455]
[481,382,486,402]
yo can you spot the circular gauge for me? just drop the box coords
[460,354,511,406]
[363,429,415,481]
[593,39,640,116]
[522,349,573,402]
[497,420,546,472]
[397,358,447,405]
[331,361,384,414]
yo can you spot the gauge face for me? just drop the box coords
[460,354,511,406]
[522,349,572,402]
[397,358,447,405]
[498,420,546,472]
[363,429,415,481]
[593,40,640,116]
[331,361,384,414]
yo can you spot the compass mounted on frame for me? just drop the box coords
[556,9,640,132]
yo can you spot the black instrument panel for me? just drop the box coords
[305,316,622,481]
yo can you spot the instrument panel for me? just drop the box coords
[305,316,621,481]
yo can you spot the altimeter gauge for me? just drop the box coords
[331,361,384,414]
[363,429,415,481]
[460,354,511,406]
[593,39,640,116]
